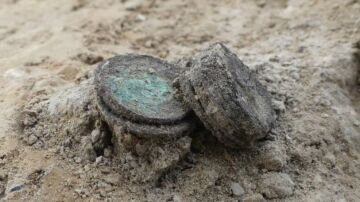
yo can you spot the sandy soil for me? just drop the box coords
[0,0,359,201]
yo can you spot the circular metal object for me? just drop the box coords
[95,54,195,139]
[177,43,276,148]
[95,54,191,124]
[96,96,195,139]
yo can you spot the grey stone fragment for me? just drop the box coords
[81,137,97,162]
[10,184,24,192]
[124,0,143,11]
[91,129,101,143]
[103,147,112,158]
[95,156,103,164]
[258,172,295,199]
[272,99,286,112]
[256,143,286,171]
[27,135,38,145]
[230,182,245,196]
[177,43,275,148]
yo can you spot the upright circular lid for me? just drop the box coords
[95,54,190,124]
[177,43,276,148]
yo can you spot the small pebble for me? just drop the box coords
[33,140,44,149]
[256,144,286,171]
[74,157,82,163]
[91,129,101,143]
[95,156,103,164]
[136,14,146,22]
[258,172,294,199]
[135,143,147,156]
[84,164,91,172]
[124,0,142,11]
[353,121,359,127]
[321,113,329,118]
[230,182,245,197]
[103,147,112,158]
[272,100,286,112]
[323,152,336,167]
[10,184,24,192]
[27,135,38,145]
[145,40,153,48]
[290,72,300,80]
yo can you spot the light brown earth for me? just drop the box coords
[0,0,359,201]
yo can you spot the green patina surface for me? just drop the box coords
[108,72,172,116]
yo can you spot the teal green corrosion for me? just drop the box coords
[108,72,172,117]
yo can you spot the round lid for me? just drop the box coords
[96,96,195,139]
[95,54,190,124]
[177,43,276,148]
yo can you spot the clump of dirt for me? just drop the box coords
[19,75,193,185]
[20,79,114,155]
[17,60,292,201]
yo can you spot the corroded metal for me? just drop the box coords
[95,54,195,138]
[95,54,190,124]
[176,43,276,148]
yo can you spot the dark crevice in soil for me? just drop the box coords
[94,120,113,156]
[354,41,360,87]
[352,43,360,112]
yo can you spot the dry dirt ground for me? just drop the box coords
[0,0,360,201]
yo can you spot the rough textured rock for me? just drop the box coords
[176,43,276,148]
[81,136,97,162]
[255,142,287,171]
[113,135,192,183]
[258,172,295,199]
[230,182,245,196]
[21,79,110,161]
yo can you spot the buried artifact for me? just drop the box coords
[95,54,195,139]
[175,43,276,148]
[94,55,196,183]
[95,43,275,148]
